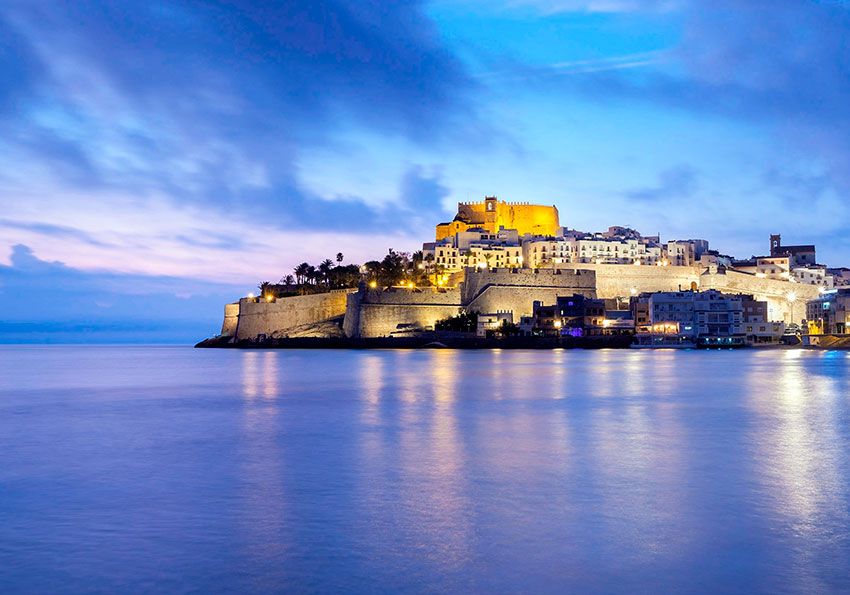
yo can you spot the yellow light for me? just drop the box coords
[602,319,612,328]
[247,292,255,298]
[369,280,377,289]
[630,287,638,295]
[553,320,562,328]
[265,294,274,303]
[787,291,797,303]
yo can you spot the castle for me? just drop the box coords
[435,196,560,241]
[210,194,840,341]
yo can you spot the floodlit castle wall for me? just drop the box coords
[233,290,353,341]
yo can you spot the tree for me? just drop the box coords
[499,320,521,337]
[294,262,310,285]
[282,274,295,286]
[336,252,344,264]
[306,265,318,286]
[319,259,334,286]
[379,249,408,287]
[435,310,478,333]
[258,281,273,300]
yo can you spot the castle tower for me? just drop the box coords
[484,196,498,230]
[435,196,561,240]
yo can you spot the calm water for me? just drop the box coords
[2,346,850,593]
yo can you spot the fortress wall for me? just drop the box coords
[234,289,353,340]
[466,286,585,320]
[347,269,596,337]
[457,202,486,222]
[569,264,702,298]
[351,304,463,338]
[461,267,595,319]
[461,268,596,302]
[221,302,240,337]
[343,287,463,338]
[341,264,823,338]
[501,203,560,237]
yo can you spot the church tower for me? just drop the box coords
[770,234,781,256]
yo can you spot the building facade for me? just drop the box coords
[435,196,560,241]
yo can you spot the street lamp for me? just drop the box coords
[787,291,797,326]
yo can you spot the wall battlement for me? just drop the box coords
[437,197,560,241]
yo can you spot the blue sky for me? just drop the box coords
[2,0,850,342]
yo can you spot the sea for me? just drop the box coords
[1,345,850,593]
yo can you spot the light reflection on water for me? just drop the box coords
[1,346,850,593]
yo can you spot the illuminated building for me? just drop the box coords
[531,295,607,337]
[805,288,850,334]
[435,196,560,241]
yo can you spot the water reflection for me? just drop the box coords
[238,351,287,583]
[745,350,848,592]
[356,351,473,574]
[5,347,850,592]
[241,351,280,400]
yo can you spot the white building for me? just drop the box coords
[792,265,834,288]
[477,312,513,337]
[522,235,663,268]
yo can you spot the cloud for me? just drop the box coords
[0,219,114,248]
[547,1,850,197]
[0,1,475,231]
[0,245,245,343]
[505,0,681,13]
[626,165,697,202]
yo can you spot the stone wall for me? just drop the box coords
[566,264,702,298]
[344,268,596,337]
[462,267,596,320]
[232,289,353,341]
[343,287,462,338]
[499,203,560,238]
[221,302,240,337]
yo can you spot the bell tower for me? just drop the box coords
[484,196,498,232]
[770,234,781,256]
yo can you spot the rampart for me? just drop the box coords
[217,264,820,342]
[569,264,702,298]
[221,303,240,336]
[224,290,353,341]
[462,268,596,319]
[343,287,462,338]
[344,268,596,337]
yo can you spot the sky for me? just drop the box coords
[2,0,850,342]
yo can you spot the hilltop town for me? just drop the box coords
[201,196,850,349]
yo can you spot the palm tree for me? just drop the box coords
[306,265,318,285]
[319,259,334,286]
[294,262,310,285]
[258,281,273,300]
[282,274,295,286]
[336,252,344,264]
